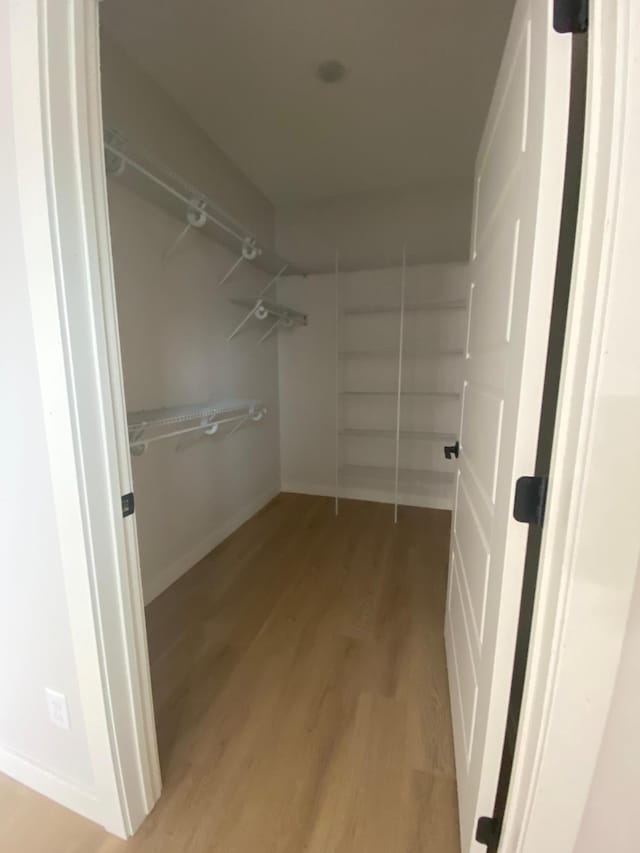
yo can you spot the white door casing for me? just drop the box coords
[444,2,571,850]
[8,0,161,835]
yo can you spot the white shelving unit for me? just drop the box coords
[339,428,456,441]
[339,347,465,358]
[228,297,308,344]
[339,464,455,488]
[335,259,467,519]
[127,398,266,455]
[339,390,460,398]
[104,127,302,279]
[341,298,467,316]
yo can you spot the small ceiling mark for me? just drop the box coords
[317,60,347,84]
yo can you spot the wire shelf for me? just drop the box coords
[127,398,266,455]
[341,299,466,316]
[228,297,308,343]
[104,128,303,277]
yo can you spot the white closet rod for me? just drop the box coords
[127,399,266,455]
[393,246,407,524]
[104,141,244,245]
[132,411,255,450]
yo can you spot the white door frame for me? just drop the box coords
[8,0,160,837]
[10,0,638,846]
[500,0,640,849]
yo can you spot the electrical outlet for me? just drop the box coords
[45,688,70,730]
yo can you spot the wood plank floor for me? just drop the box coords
[1,495,459,852]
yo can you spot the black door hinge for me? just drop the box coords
[476,815,501,849]
[554,0,588,33]
[513,476,548,527]
[121,492,135,518]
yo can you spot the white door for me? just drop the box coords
[444,1,571,850]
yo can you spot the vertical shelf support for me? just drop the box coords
[393,245,407,523]
[335,251,341,517]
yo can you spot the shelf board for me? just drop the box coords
[339,348,465,358]
[342,299,466,316]
[340,390,460,399]
[229,296,307,323]
[104,128,303,276]
[127,397,262,430]
[339,428,455,441]
[339,464,455,490]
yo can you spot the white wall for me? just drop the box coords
[278,263,468,509]
[101,37,281,604]
[277,273,338,497]
[574,561,640,853]
[275,180,473,273]
[0,3,94,791]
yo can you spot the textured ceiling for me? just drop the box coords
[101,0,515,204]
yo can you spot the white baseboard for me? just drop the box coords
[0,743,103,827]
[281,482,453,511]
[142,485,280,604]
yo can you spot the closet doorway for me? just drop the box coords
[95,0,578,851]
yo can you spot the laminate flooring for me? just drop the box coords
[1,495,459,852]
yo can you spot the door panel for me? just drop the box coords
[460,385,504,508]
[474,20,531,251]
[444,1,571,850]
[453,477,491,651]
[448,554,480,761]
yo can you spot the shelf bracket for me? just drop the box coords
[228,413,250,436]
[164,199,207,259]
[217,237,261,287]
[129,426,147,456]
[258,264,288,297]
[201,415,220,436]
[228,405,265,435]
[104,130,127,177]
[227,299,264,342]
[257,316,288,344]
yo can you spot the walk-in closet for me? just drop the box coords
[95,1,580,850]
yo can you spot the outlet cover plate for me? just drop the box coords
[45,688,70,730]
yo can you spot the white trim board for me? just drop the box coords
[8,0,161,836]
[500,2,640,850]
[142,486,280,604]
[281,484,453,512]
[0,745,102,828]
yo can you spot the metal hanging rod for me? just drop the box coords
[103,129,300,277]
[216,240,260,287]
[127,398,266,456]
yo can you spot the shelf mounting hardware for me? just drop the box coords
[216,238,261,287]
[164,198,208,259]
[103,128,299,277]
[227,297,307,343]
[258,264,288,297]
